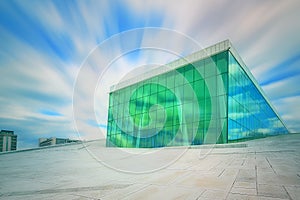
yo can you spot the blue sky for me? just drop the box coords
[0,0,300,149]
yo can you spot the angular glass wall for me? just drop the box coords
[228,52,288,142]
[107,51,228,148]
[107,42,289,148]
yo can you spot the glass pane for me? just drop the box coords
[228,52,288,142]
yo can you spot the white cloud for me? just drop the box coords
[272,95,300,133]
[262,74,300,100]
[1,0,300,149]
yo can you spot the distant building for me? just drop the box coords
[39,137,80,147]
[0,130,17,152]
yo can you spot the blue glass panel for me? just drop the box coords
[228,52,288,142]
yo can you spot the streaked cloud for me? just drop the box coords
[0,0,299,149]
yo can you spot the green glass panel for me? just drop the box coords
[194,59,204,75]
[193,65,204,81]
[217,51,228,74]
[206,76,217,97]
[143,84,151,96]
[183,84,194,102]
[107,50,231,148]
[204,57,215,77]
[158,74,166,86]
[136,84,143,97]
[194,79,205,99]
[150,83,158,94]
[217,74,227,96]
[184,64,194,83]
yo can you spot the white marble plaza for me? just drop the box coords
[0,133,299,199]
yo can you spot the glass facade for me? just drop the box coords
[106,41,289,148]
[228,52,288,141]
